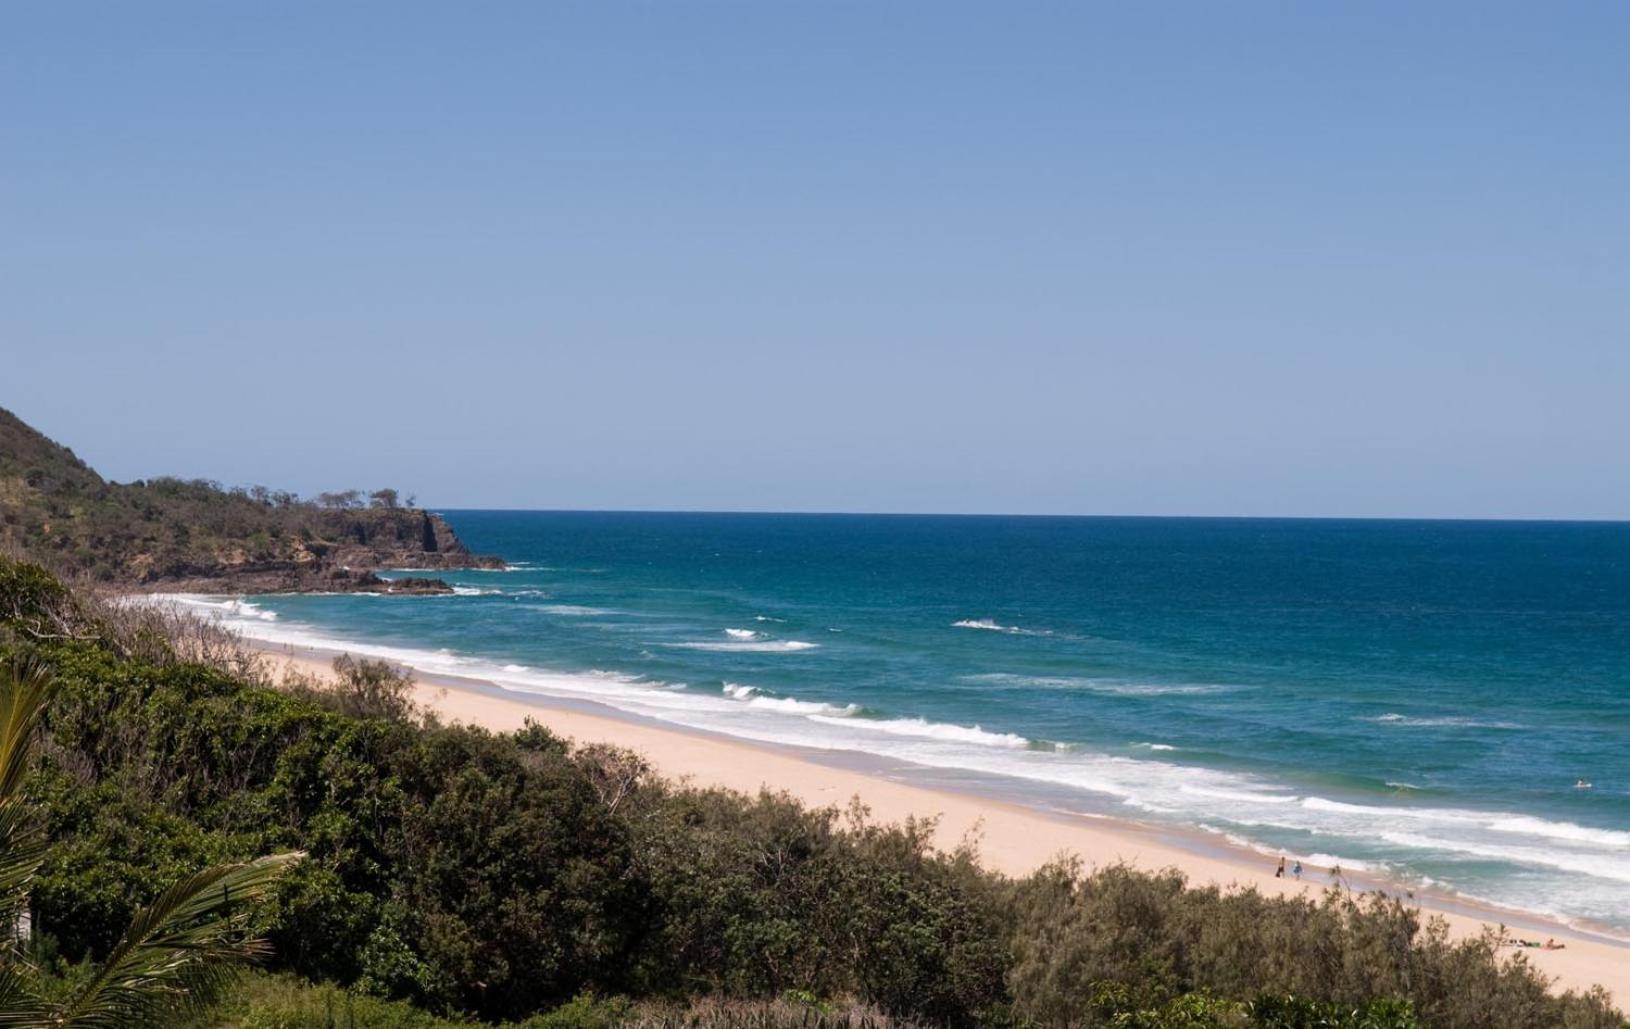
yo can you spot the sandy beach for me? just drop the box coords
[251,638,1630,1003]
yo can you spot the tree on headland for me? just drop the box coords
[368,488,399,509]
[316,490,364,510]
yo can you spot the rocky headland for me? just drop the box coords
[0,406,505,595]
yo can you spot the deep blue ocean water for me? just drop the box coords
[183,513,1630,931]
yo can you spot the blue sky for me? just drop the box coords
[3,2,1625,517]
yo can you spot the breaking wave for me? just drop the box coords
[528,604,616,616]
[967,673,1233,696]
[1367,713,1526,730]
[952,618,1052,636]
[668,639,819,653]
[811,715,1031,749]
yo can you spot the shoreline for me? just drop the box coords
[247,635,1629,1002]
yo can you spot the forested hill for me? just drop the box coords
[0,407,502,592]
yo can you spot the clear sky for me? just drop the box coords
[3,3,1625,518]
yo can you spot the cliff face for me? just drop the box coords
[0,407,504,593]
[312,509,501,571]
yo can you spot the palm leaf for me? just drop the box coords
[0,962,47,1028]
[0,654,54,803]
[0,802,46,935]
[51,851,303,1028]
[0,655,53,947]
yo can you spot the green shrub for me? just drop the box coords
[523,992,634,1029]
[183,972,481,1027]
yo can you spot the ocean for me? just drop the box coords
[176,512,1630,934]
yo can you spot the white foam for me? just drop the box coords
[450,586,500,596]
[1181,784,1300,805]
[528,604,615,616]
[1378,832,1630,884]
[1305,854,1372,872]
[724,628,762,640]
[718,681,855,716]
[1367,713,1525,730]
[968,673,1232,696]
[1086,681,1229,697]
[1486,816,1630,849]
[1133,742,1179,751]
[667,640,819,653]
[747,696,860,717]
[234,600,278,621]
[152,595,278,621]
[812,715,1030,749]
[953,618,1006,631]
[952,618,1051,636]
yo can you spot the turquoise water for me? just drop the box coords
[182,513,1630,932]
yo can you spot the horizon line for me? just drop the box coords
[423,506,1630,526]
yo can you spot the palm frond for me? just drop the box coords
[0,801,47,931]
[52,851,304,1028]
[0,654,54,804]
[0,960,47,1029]
[0,655,52,948]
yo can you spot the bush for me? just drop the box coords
[284,654,419,724]
[181,972,480,1027]
[626,790,1008,1024]
[524,992,634,1028]
[1006,861,1623,1028]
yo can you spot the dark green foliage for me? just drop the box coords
[1243,993,1419,1028]
[628,790,1007,1023]
[1075,988,1422,1028]
[179,971,485,1027]
[185,976,921,1028]
[1006,861,1624,1028]
[25,643,643,1020]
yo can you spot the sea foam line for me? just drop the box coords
[1366,713,1526,730]
[953,618,1052,636]
[968,673,1234,697]
[667,639,820,653]
[526,604,617,616]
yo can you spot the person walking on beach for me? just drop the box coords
[1275,856,1286,878]
[1292,860,1302,880]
